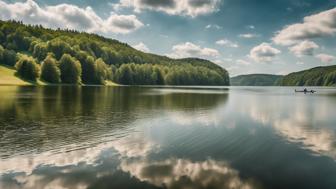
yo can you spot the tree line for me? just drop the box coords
[277,65,336,86]
[0,20,230,85]
[230,74,283,86]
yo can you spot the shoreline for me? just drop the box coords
[0,64,119,87]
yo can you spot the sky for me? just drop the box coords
[0,0,336,76]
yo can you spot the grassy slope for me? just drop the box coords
[105,81,119,86]
[0,65,31,85]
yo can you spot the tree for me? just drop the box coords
[0,45,4,62]
[108,65,117,81]
[81,55,96,84]
[6,28,31,51]
[41,54,61,83]
[153,66,164,85]
[101,48,119,65]
[0,31,5,44]
[48,39,73,60]
[15,55,40,81]
[33,42,48,61]
[2,49,17,66]
[116,64,133,85]
[95,58,108,84]
[90,42,103,58]
[59,54,82,84]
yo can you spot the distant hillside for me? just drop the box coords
[231,74,283,86]
[0,20,229,86]
[277,65,336,86]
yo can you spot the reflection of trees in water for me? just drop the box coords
[98,87,229,111]
[0,86,228,120]
[0,86,228,158]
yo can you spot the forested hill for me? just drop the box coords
[230,74,283,86]
[0,20,229,86]
[277,65,336,86]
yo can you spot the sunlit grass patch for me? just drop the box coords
[0,64,31,86]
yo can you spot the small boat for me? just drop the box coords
[295,89,316,93]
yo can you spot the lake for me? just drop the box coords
[0,86,336,189]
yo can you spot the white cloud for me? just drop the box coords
[0,0,144,34]
[236,59,250,65]
[289,40,319,57]
[226,65,239,71]
[133,42,150,52]
[273,7,336,45]
[222,58,233,62]
[114,0,222,17]
[215,39,239,48]
[249,43,281,62]
[106,14,144,34]
[315,53,336,63]
[239,33,259,38]
[205,24,222,30]
[168,42,219,59]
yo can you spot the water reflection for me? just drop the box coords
[1,86,336,189]
[0,132,159,189]
[0,87,228,119]
[0,86,228,159]
[0,86,237,189]
[121,158,259,189]
[1,130,261,189]
[232,89,336,159]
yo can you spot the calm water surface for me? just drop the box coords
[0,86,336,189]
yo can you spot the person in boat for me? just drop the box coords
[295,88,316,93]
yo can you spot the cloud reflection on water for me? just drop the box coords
[236,90,336,159]
[121,158,258,189]
[1,87,336,189]
[0,128,260,189]
[0,132,158,189]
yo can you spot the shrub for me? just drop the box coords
[41,54,61,83]
[59,54,81,84]
[2,49,17,66]
[15,55,40,81]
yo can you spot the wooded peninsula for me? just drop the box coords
[1,20,336,87]
[0,20,230,86]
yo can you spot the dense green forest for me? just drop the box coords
[277,65,336,86]
[230,74,283,86]
[0,20,230,86]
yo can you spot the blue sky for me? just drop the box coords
[1,0,336,76]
